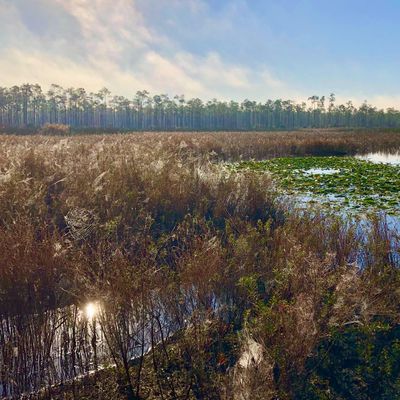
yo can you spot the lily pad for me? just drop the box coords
[233,156,400,215]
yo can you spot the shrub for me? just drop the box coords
[39,123,70,135]
[0,133,399,399]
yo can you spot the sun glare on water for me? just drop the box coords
[84,302,99,320]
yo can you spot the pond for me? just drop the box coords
[233,153,400,216]
[0,297,186,397]
[0,303,107,398]
[232,152,400,268]
[355,151,400,165]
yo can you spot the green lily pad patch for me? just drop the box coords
[233,156,400,214]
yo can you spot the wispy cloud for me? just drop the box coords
[54,0,158,57]
[1,0,399,107]
[0,0,287,100]
[335,95,400,110]
[0,49,110,89]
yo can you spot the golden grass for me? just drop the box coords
[0,130,399,399]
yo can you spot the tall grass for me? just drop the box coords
[0,132,399,399]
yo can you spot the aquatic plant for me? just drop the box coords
[235,156,400,214]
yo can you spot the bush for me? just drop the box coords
[0,133,399,399]
[39,123,71,136]
[299,325,400,400]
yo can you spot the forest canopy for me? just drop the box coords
[2,84,400,131]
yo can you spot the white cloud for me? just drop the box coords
[4,0,360,106]
[185,52,251,89]
[363,95,400,110]
[142,51,205,96]
[1,0,400,108]
[0,0,291,102]
[333,94,400,110]
[261,68,284,89]
[0,49,116,90]
[54,0,157,60]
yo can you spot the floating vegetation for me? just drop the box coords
[234,156,400,214]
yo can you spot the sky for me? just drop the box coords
[0,0,399,108]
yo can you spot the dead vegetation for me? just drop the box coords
[38,124,71,136]
[0,131,399,399]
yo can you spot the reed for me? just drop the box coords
[0,132,399,399]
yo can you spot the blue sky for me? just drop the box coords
[0,0,399,108]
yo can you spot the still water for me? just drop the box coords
[355,151,400,165]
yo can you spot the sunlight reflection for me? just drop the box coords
[356,152,400,165]
[84,302,99,321]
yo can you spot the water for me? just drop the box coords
[276,152,400,255]
[289,151,400,218]
[355,151,400,165]
[303,168,340,175]
[3,152,400,397]
[0,304,107,398]
[0,296,188,398]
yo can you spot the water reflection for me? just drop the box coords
[84,302,99,321]
[0,304,108,398]
[0,299,177,398]
[286,152,400,224]
[303,168,340,175]
[356,151,400,165]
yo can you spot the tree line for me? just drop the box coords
[1,83,400,131]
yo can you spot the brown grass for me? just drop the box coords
[0,130,399,399]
